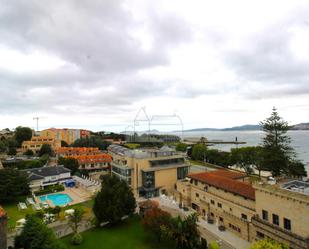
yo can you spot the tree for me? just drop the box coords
[14,126,32,147]
[93,175,136,225]
[7,147,17,155]
[0,168,30,203]
[260,108,306,177]
[68,207,85,234]
[72,136,111,150]
[208,241,220,249]
[24,149,34,156]
[230,147,260,175]
[176,143,188,152]
[14,215,65,249]
[61,140,69,147]
[250,239,288,249]
[162,213,202,249]
[39,144,53,157]
[142,206,171,242]
[0,140,6,152]
[191,144,207,161]
[58,157,79,175]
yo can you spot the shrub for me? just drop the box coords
[71,233,83,245]
[34,184,65,195]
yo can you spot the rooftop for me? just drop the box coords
[188,170,255,200]
[67,154,112,163]
[108,144,179,159]
[22,165,71,180]
[281,180,309,195]
[56,147,100,153]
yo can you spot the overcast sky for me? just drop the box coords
[0,0,309,132]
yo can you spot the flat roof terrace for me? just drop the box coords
[281,180,309,196]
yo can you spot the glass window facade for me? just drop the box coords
[177,166,189,180]
[142,171,155,189]
[150,158,184,167]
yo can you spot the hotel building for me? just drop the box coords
[40,128,90,145]
[21,136,61,154]
[175,170,309,249]
[175,170,255,240]
[108,145,190,198]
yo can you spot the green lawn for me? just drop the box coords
[3,199,94,231]
[2,202,35,231]
[61,217,173,249]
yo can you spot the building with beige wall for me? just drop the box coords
[250,181,309,249]
[40,128,90,145]
[21,136,61,154]
[175,170,256,240]
[175,171,309,248]
[108,145,190,198]
[67,154,112,173]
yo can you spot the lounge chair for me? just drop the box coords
[26,197,35,205]
[18,202,27,210]
[32,203,42,211]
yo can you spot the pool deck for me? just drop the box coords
[36,186,92,207]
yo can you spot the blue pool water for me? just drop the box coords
[39,193,73,206]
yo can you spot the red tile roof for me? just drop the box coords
[66,154,112,164]
[207,169,246,179]
[189,170,255,200]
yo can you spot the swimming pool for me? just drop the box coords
[39,193,73,206]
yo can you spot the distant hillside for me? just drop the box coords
[291,123,309,130]
[180,123,309,132]
[180,124,261,132]
[222,124,261,131]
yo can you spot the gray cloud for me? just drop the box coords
[0,0,192,115]
[221,8,309,98]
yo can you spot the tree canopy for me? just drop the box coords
[72,136,111,150]
[58,157,79,175]
[0,168,30,203]
[93,175,136,225]
[14,126,32,147]
[14,215,66,249]
[250,239,288,249]
[142,206,171,242]
[162,213,203,249]
[39,144,53,157]
[260,108,306,177]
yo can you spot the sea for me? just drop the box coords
[177,130,309,174]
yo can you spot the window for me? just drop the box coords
[217,203,222,208]
[284,218,291,231]
[194,180,198,186]
[262,210,268,221]
[195,193,199,198]
[272,214,279,226]
[256,231,265,239]
[219,217,223,222]
[204,186,208,192]
[241,214,247,220]
[211,200,215,205]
